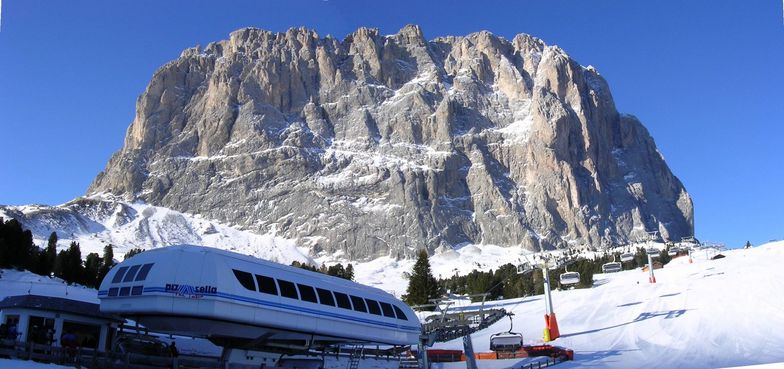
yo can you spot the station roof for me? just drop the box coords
[0,295,122,322]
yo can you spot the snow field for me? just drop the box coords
[432,242,784,368]
[2,233,782,368]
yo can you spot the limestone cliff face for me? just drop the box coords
[89,25,693,259]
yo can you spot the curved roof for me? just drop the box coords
[141,245,391,296]
[0,294,122,321]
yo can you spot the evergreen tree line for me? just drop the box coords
[403,245,682,308]
[0,217,117,288]
[290,260,355,281]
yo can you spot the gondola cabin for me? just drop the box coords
[98,245,420,349]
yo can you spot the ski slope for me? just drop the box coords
[432,241,784,368]
[2,242,783,368]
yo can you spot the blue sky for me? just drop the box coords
[0,0,781,247]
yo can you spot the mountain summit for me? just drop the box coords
[88,25,693,259]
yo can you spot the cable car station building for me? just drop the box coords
[0,294,122,351]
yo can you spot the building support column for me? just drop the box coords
[53,317,64,347]
[17,313,30,342]
[98,324,108,352]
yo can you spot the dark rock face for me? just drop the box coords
[88,25,693,259]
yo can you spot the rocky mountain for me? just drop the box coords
[87,25,693,260]
[0,195,311,264]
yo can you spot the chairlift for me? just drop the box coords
[490,332,524,352]
[559,271,580,286]
[646,248,660,257]
[490,314,523,352]
[601,261,622,273]
[667,249,678,256]
[620,253,634,262]
[516,262,532,274]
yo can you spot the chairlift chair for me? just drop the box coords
[517,262,532,274]
[667,249,678,256]
[490,332,524,352]
[490,314,524,352]
[620,253,634,262]
[646,248,660,257]
[601,261,622,273]
[559,271,580,286]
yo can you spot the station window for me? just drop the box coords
[119,287,131,297]
[379,302,395,318]
[131,286,143,296]
[316,288,335,306]
[297,284,318,303]
[349,295,367,313]
[365,299,382,315]
[277,280,299,300]
[108,287,119,297]
[256,275,278,295]
[111,266,129,283]
[232,269,256,291]
[334,292,352,310]
[135,263,154,281]
[393,305,409,321]
[123,265,142,282]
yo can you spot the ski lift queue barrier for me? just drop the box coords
[421,344,574,363]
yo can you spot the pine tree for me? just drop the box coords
[83,253,103,287]
[96,244,115,284]
[123,248,144,260]
[43,232,58,274]
[659,248,672,265]
[327,263,346,279]
[345,264,354,281]
[55,241,84,284]
[0,218,35,269]
[403,249,441,309]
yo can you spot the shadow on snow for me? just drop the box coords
[560,309,688,338]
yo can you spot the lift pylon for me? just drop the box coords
[522,255,561,341]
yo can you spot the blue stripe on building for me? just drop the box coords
[100,287,420,333]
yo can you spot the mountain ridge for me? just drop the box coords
[81,25,688,258]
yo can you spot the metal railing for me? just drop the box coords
[0,338,221,369]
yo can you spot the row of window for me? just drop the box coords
[107,285,143,297]
[111,263,155,284]
[232,269,408,321]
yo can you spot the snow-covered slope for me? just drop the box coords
[0,195,312,265]
[2,195,601,297]
[0,269,97,303]
[344,242,672,298]
[431,241,784,369]
[3,242,783,368]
